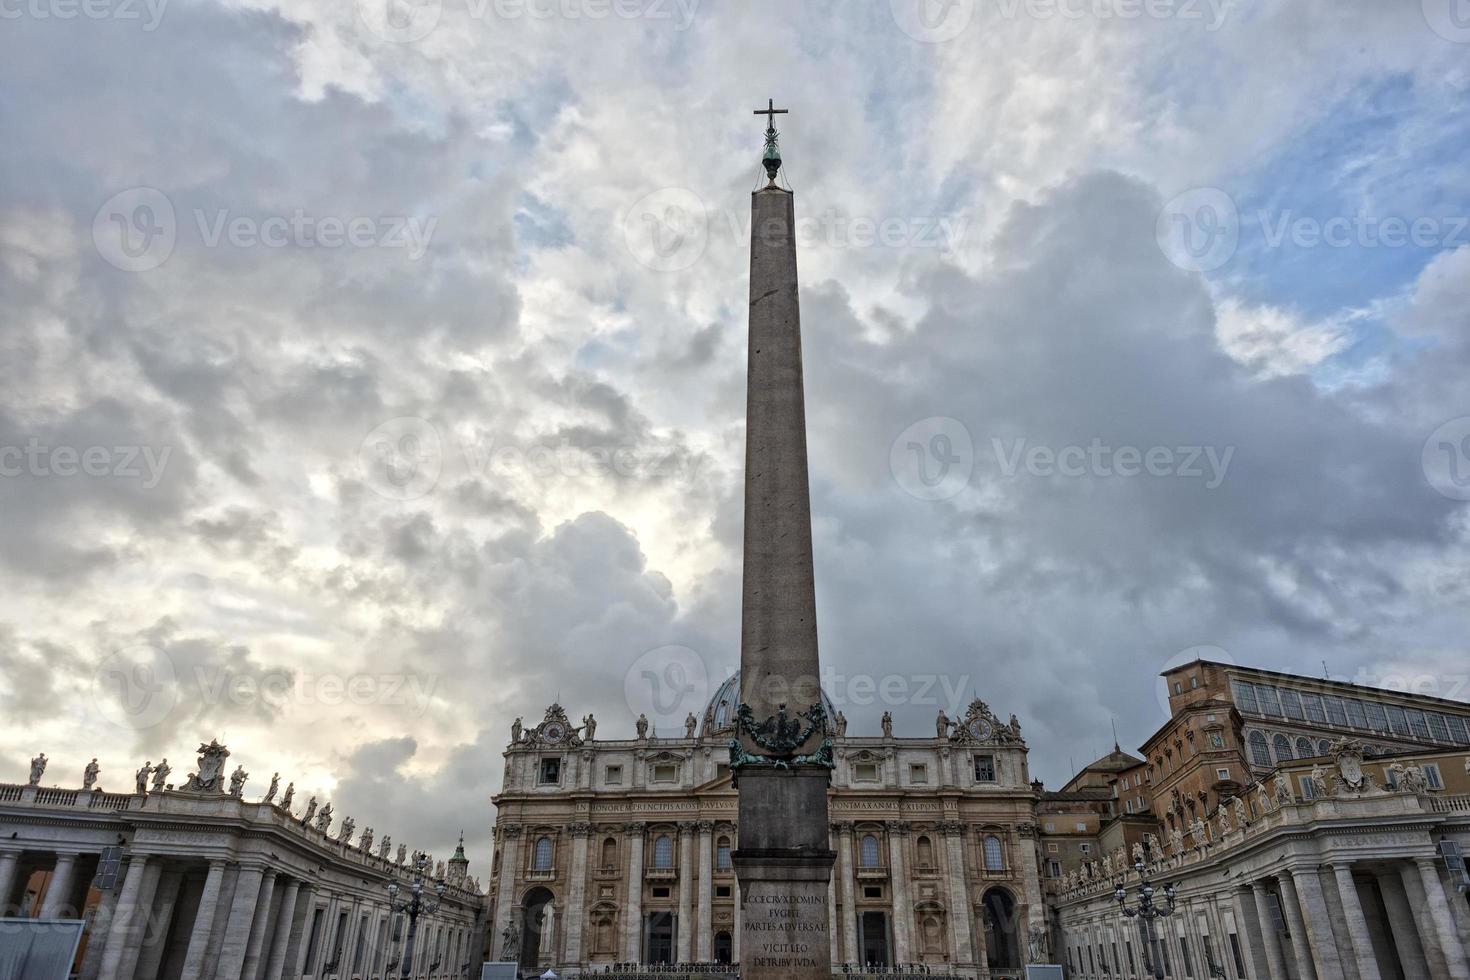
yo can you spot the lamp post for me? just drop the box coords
[387,853,447,980]
[1115,840,1176,980]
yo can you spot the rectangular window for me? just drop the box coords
[1232,681,1259,713]
[854,762,879,782]
[1257,686,1282,716]
[863,885,883,899]
[1180,935,1194,977]
[1280,690,1305,720]
[1076,822,1088,832]
[1302,693,1327,724]
[652,886,671,898]
[1299,775,1317,799]
[973,755,996,782]
[1387,705,1411,736]
[1080,842,1092,854]
[1428,713,1451,742]
[1366,701,1391,733]
[1047,842,1059,853]
[605,765,623,785]
[1217,767,1231,780]
[1345,699,1369,729]
[715,885,731,897]
[1048,859,1061,877]
[652,764,678,782]
[909,763,928,784]
[1406,709,1431,739]
[1229,933,1247,978]
[1324,696,1349,726]
[1423,763,1444,790]
[539,758,561,784]
[304,908,325,969]
[1449,715,1470,745]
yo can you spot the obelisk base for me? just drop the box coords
[733,851,835,980]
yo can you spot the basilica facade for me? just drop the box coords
[488,674,1044,980]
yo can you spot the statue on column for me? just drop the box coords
[1273,772,1294,806]
[583,714,597,741]
[538,900,557,960]
[1216,802,1231,835]
[151,758,171,791]
[316,802,334,833]
[228,765,249,797]
[339,816,356,845]
[360,827,374,853]
[511,717,523,744]
[835,710,847,736]
[379,835,392,860]
[685,712,698,738]
[636,713,649,739]
[881,712,893,737]
[263,772,280,804]
[280,781,295,810]
[396,843,407,865]
[1233,795,1249,829]
[83,758,101,790]
[28,753,47,786]
[135,762,152,795]
[1309,765,1330,799]
[301,796,318,826]
[935,709,950,738]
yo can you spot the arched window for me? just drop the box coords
[653,834,674,869]
[916,836,935,868]
[1296,737,1314,758]
[1272,734,1292,762]
[716,836,732,870]
[984,835,1004,870]
[533,836,553,871]
[1248,732,1271,768]
[601,837,617,869]
[859,834,881,868]
[1318,739,1332,756]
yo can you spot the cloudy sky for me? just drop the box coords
[3,0,1469,868]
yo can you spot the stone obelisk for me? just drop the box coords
[731,101,835,980]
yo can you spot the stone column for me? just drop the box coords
[1414,857,1470,980]
[493,827,522,952]
[887,825,912,964]
[241,870,279,979]
[264,877,302,980]
[564,823,591,968]
[39,853,79,918]
[678,823,696,962]
[133,868,185,980]
[1330,864,1382,980]
[1289,866,1345,978]
[0,849,21,914]
[215,865,267,979]
[696,821,714,960]
[942,823,974,969]
[284,884,317,978]
[114,861,163,980]
[1377,870,1430,980]
[77,865,123,980]
[1249,882,1290,980]
[835,824,858,965]
[97,855,151,980]
[180,860,229,980]
[1276,872,1319,980]
[1229,886,1264,980]
[624,824,645,962]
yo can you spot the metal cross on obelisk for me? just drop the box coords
[731,102,835,980]
[753,99,788,186]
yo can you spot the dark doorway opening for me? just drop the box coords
[714,931,732,964]
[520,886,555,972]
[646,911,675,964]
[981,889,1020,969]
[859,911,891,967]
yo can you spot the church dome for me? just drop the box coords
[705,671,838,733]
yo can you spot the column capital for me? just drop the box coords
[570,821,594,837]
[623,821,645,836]
[696,819,715,834]
[831,820,854,835]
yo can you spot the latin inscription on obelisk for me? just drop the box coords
[743,885,830,971]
